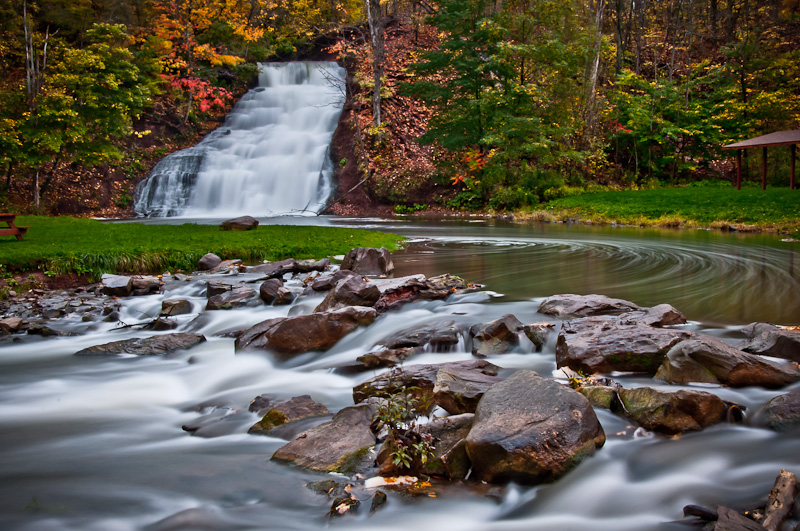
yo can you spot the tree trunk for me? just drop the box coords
[366,0,385,129]
[33,169,40,214]
[585,0,607,146]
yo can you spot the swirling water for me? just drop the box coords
[1,219,799,530]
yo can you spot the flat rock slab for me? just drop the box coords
[271,403,377,475]
[740,322,800,363]
[101,274,133,297]
[618,387,728,435]
[617,304,687,327]
[556,316,694,374]
[376,321,461,350]
[465,370,605,485]
[655,335,800,389]
[538,294,640,318]
[249,395,330,436]
[75,333,206,357]
[763,390,800,431]
[372,274,473,313]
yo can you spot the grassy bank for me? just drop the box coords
[0,217,403,278]
[536,186,800,234]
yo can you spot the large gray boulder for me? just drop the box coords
[340,247,394,276]
[314,275,380,312]
[75,333,206,357]
[235,306,377,357]
[538,294,640,318]
[206,286,256,310]
[465,370,605,484]
[197,252,222,271]
[161,299,193,316]
[220,215,259,231]
[271,403,377,475]
[556,316,693,374]
[655,335,800,389]
[763,390,800,431]
[739,322,800,363]
[132,276,161,296]
[101,274,133,297]
[248,395,330,436]
[618,387,729,435]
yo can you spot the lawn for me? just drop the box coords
[0,216,403,277]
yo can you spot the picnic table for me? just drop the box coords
[0,213,29,241]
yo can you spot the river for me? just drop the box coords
[1,217,798,530]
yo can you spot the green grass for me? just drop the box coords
[0,216,404,278]
[543,187,800,232]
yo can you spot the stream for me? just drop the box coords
[1,218,799,530]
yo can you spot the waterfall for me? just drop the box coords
[134,62,347,218]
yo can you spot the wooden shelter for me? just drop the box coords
[722,130,799,190]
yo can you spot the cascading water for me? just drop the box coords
[134,62,346,218]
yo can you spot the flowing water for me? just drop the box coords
[133,62,346,218]
[1,218,799,530]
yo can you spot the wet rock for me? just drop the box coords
[763,390,800,431]
[523,323,552,350]
[248,395,273,415]
[132,276,162,296]
[235,306,377,356]
[197,253,222,271]
[353,359,501,413]
[26,324,64,337]
[101,274,133,297]
[259,278,294,305]
[161,299,193,316]
[577,385,619,409]
[75,332,206,357]
[470,314,524,356]
[377,322,461,351]
[314,275,380,312]
[205,280,234,297]
[141,317,179,331]
[271,402,377,475]
[655,335,800,388]
[309,269,358,291]
[433,367,504,415]
[220,215,259,231]
[354,348,414,370]
[538,294,640,318]
[211,259,243,273]
[556,316,694,374]
[206,286,256,310]
[372,274,472,313]
[181,406,246,438]
[251,258,300,278]
[249,395,330,435]
[0,317,25,335]
[617,387,729,435]
[740,322,800,363]
[340,247,394,276]
[465,370,605,484]
[420,413,474,480]
[617,304,688,327]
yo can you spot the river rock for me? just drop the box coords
[433,367,504,414]
[618,304,688,327]
[161,299,193,316]
[248,395,330,435]
[132,276,162,296]
[523,323,552,349]
[618,387,728,435]
[538,294,640,318]
[75,333,206,357]
[556,316,694,374]
[197,253,222,270]
[763,390,800,431]
[309,269,358,291]
[470,314,524,356]
[353,348,415,370]
[353,359,501,415]
[377,321,461,351]
[259,278,293,305]
[220,215,259,231]
[211,259,243,273]
[0,317,25,335]
[271,402,377,475]
[465,370,606,484]
[578,384,619,409]
[206,286,256,310]
[740,322,800,363]
[420,413,474,480]
[141,317,179,331]
[205,280,233,297]
[101,274,133,297]
[314,275,380,312]
[340,247,394,276]
[655,335,800,388]
[372,274,472,313]
[250,258,299,278]
[235,306,377,356]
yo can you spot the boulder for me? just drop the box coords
[655,335,800,389]
[556,316,694,374]
[419,413,475,480]
[259,278,294,305]
[538,294,640,318]
[433,367,504,414]
[206,286,256,310]
[376,322,461,351]
[618,387,729,435]
[132,276,162,296]
[372,274,472,313]
[465,370,605,484]
[75,333,206,357]
[740,322,800,363]
[161,299,193,316]
[220,215,259,231]
[101,274,133,297]
[618,304,688,327]
[577,385,619,410]
[271,402,377,475]
[141,317,179,331]
[354,348,414,370]
[248,395,330,435]
[470,314,524,356]
[250,258,300,278]
[523,323,552,350]
[763,390,800,431]
[0,317,25,335]
[205,280,233,298]
[340,247,394,276]
[309,270,358,291]
[197,253,222,271]
[235,306,377,356]
[211,259,243,273]
[314,275,380,312]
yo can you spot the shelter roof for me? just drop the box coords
[722,130,800,150]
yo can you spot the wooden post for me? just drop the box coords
[791,144,796,190]
[762,146,767,190]
[736,149,742,190]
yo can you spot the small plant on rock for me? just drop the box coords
[373,386,435,474]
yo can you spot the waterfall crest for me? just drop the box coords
[134,62,346,218]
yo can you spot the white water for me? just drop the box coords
[134,62,346,218]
